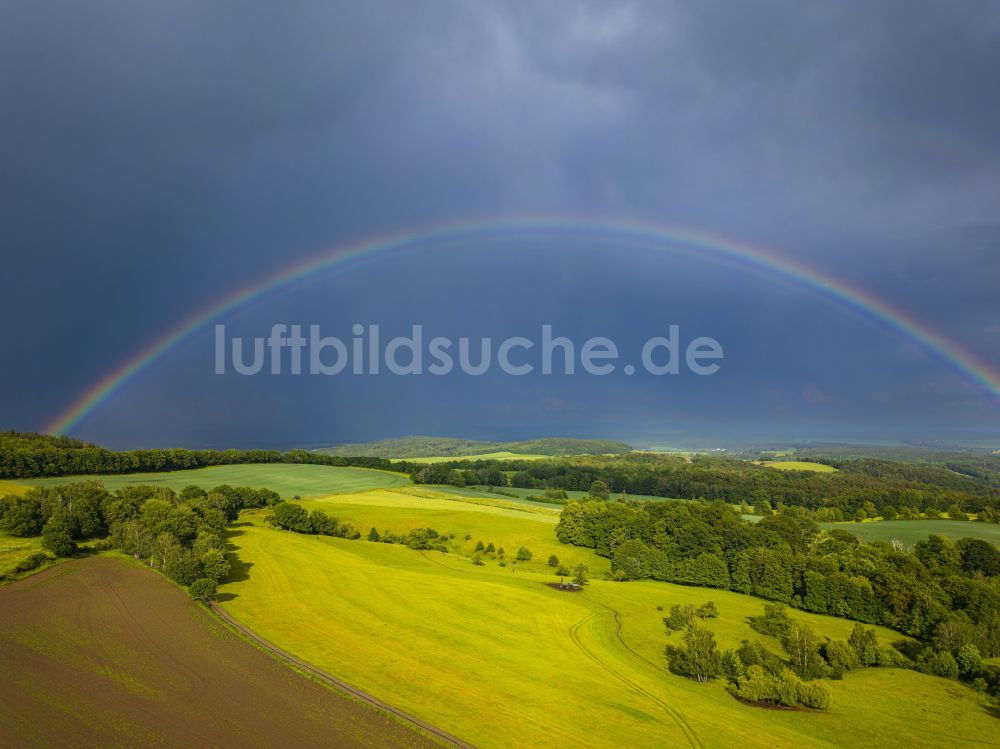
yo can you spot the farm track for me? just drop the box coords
[568,611,703,749]
[208,601,475,749]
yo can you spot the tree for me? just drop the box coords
[611,539,652,580]
[695,601,719,619]
[670,623,721,682]
[677,553,730,588]
[956,643,983,678]
[189,577,217,600]
[548,554,560,567]
[555,564,571,583]
[485,542,496,554]
[848,623,879,666]
[179,485,207,501]
[721,649,744,681]
[269,502,312,533]
[475,540,486,552]
[516,547,533,562]
[947,503,967,521]
[749,604,792,638]
[368,527,381,542]
[472,553,485,566]
[200,548,230,582]
[783,623,825,679]
[589,480,610,500]
[664,604,695,633]
[41,517,76,557]
[959,539,1000,576]
[572,564,589,586]
[0,497,43,537]
[823,640,858,677]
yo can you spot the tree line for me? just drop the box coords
[0,480,281,597]
[667,599,995,707]
[0,431,403,479]
[554,498,1000,669]
[409,452,1000,517]
[266,501,455,553]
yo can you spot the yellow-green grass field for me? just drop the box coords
[217,486,996,748]
[391,452,549,463]
[429,484,672,504]
[0,481,28,496]
[821,519,1000,547]
[760,461,838,473]
[0,533,46,578]
[12,463,409,499]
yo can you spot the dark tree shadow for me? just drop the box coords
[216,523,254,601]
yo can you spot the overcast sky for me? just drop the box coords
[2,1,999,449]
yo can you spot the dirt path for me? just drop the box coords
[208,600,475,749]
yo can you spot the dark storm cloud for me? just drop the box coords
[1,1,998,445]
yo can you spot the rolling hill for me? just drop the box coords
[314,435,632,458]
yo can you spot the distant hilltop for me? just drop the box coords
[312,436,632,459]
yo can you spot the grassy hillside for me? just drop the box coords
[315,435,631,458]
[217,486,996,748]
[0,556,435,748]
[14,463,408,499]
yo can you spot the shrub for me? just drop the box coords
[516,547,533,561]
[822,640,858,678]
[730,666,832,710]
[749,603,792,638]
[957,644,983,679]
[664,604,696,632]
[12,552,48,574]
[696,601,719,619]
[916,648,960,680]
[875,646,911,669]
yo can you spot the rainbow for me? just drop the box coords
[45,217,1000,435]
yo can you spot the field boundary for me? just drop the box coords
[207,601,474,749]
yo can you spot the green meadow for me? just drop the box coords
[392,451,549,463]
[821,519,1000,546]
[0,481,28,496]
[429,484,671,504]
[216,481,997,748]
[0,533,45,577]
[13,463,408,499]
[760,461,838,473]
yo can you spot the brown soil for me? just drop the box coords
[0,557,440,748]
[544,582,584,592]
